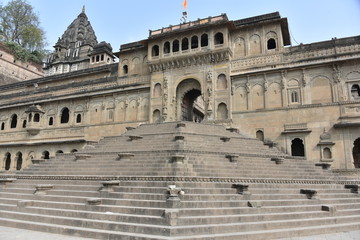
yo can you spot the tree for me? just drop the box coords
[0,0,46,52]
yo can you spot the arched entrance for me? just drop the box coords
[353,138,360,168]
[4,153,11,171]
[291,138,305,157]
[176,79,205,122]
[16,152,23,170]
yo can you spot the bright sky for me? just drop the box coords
[2,0,360,51]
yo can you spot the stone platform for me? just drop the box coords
[0,122,360,239]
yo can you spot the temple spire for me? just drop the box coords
[82,5,85,13]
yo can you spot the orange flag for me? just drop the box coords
[183,0,188,9]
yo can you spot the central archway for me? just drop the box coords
[176,79,205,122]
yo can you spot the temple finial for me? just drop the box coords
[82,5,85,13]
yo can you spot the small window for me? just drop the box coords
[71,149,78,153]
[96,55,100,62]
[323,147,332,159]
[152,45,159,57]
[173,40,179,52]
[92,56,95,63]
[214,32,224,45]
[267,38,276,50]
[101,54,104,61]
[1,122,4,130]
[351,84,360,98]
[201,34,208,47]
[48,117,54,126]
[22,120,27,128]
[33,113,40,122]
[291,90,299,103]
[76,114,82,123]
[191,36,198,49]
[108,110,113,121]
[42,151,50,159]
[164,41,170,54]
[153,83,162,98]
[10,114,17,128]
[182,38,189,51]
[60,108,70,124]
[56,150,63,154]
[123,65,128,75]
[256,130,264,141]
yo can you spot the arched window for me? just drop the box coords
[291,138,305,157]
[4,152,11,171]
[191,36,198,49]
[182,38,189,51]
[71,149,78,153]
[76,114,82,123]
[351,84,360,98]
[152,45,159,57]
[152,109,161,123]
[60,108,70,124]
[214,32,224,45]
[1,122,5,130]
[164,41,170,54]
[48,117,54,126]
[123,65,128,75]
[201,34,208,47]
[153,83,162,98]
[267,38,276,50]
[217,103,228,120]
[16,152,22,171]
[22,120,27,128]
[33,113,40,122]
[173,40,179,52]
[10,114,17,128]
[256,130,264,141]
[323,147,332,159]
[217,74,227,90]
[56,150,64,154]
[291,91,299,103]
[42,151,50,159]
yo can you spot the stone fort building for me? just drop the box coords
[0,9,360,172]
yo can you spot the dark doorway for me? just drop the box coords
[61,108,70,124]
[353,138,360,168]
[4,153,11,171]
[181,89,204,122]
[43,151,50,160]
[291,138,305,157]
[16,152,23,170]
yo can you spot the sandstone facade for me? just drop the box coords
[0,11,359,172]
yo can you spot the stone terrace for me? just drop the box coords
[0,121,360,239]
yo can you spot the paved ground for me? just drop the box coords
[0,226,359,240]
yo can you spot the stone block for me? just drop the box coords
[315,163,331,170]
[163,209,179,226]
[247,201,262,208]
[300,189,318,199]
[31,159,46,164]
[100,180,120,192]
[117,153,134,161]
[322,205,336,214]
[74,153,92,161]
[176,123,186,128]
[226,154,239,162]
[34,184,54,195]
[86,198,102,205]
[166,185,184,208]
[128,135,143,141]
[170,154,185,164]
[220,137,231,142]
[345,184,359,193]
[271,157,284,165]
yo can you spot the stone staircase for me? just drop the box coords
[0,121,360,239]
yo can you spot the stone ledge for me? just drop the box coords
[2,175,360,185]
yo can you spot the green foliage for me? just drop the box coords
[5,41,47,64]
[0,0,46,52]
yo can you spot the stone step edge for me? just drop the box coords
[1,175,359,185]
[0,217,168,240]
